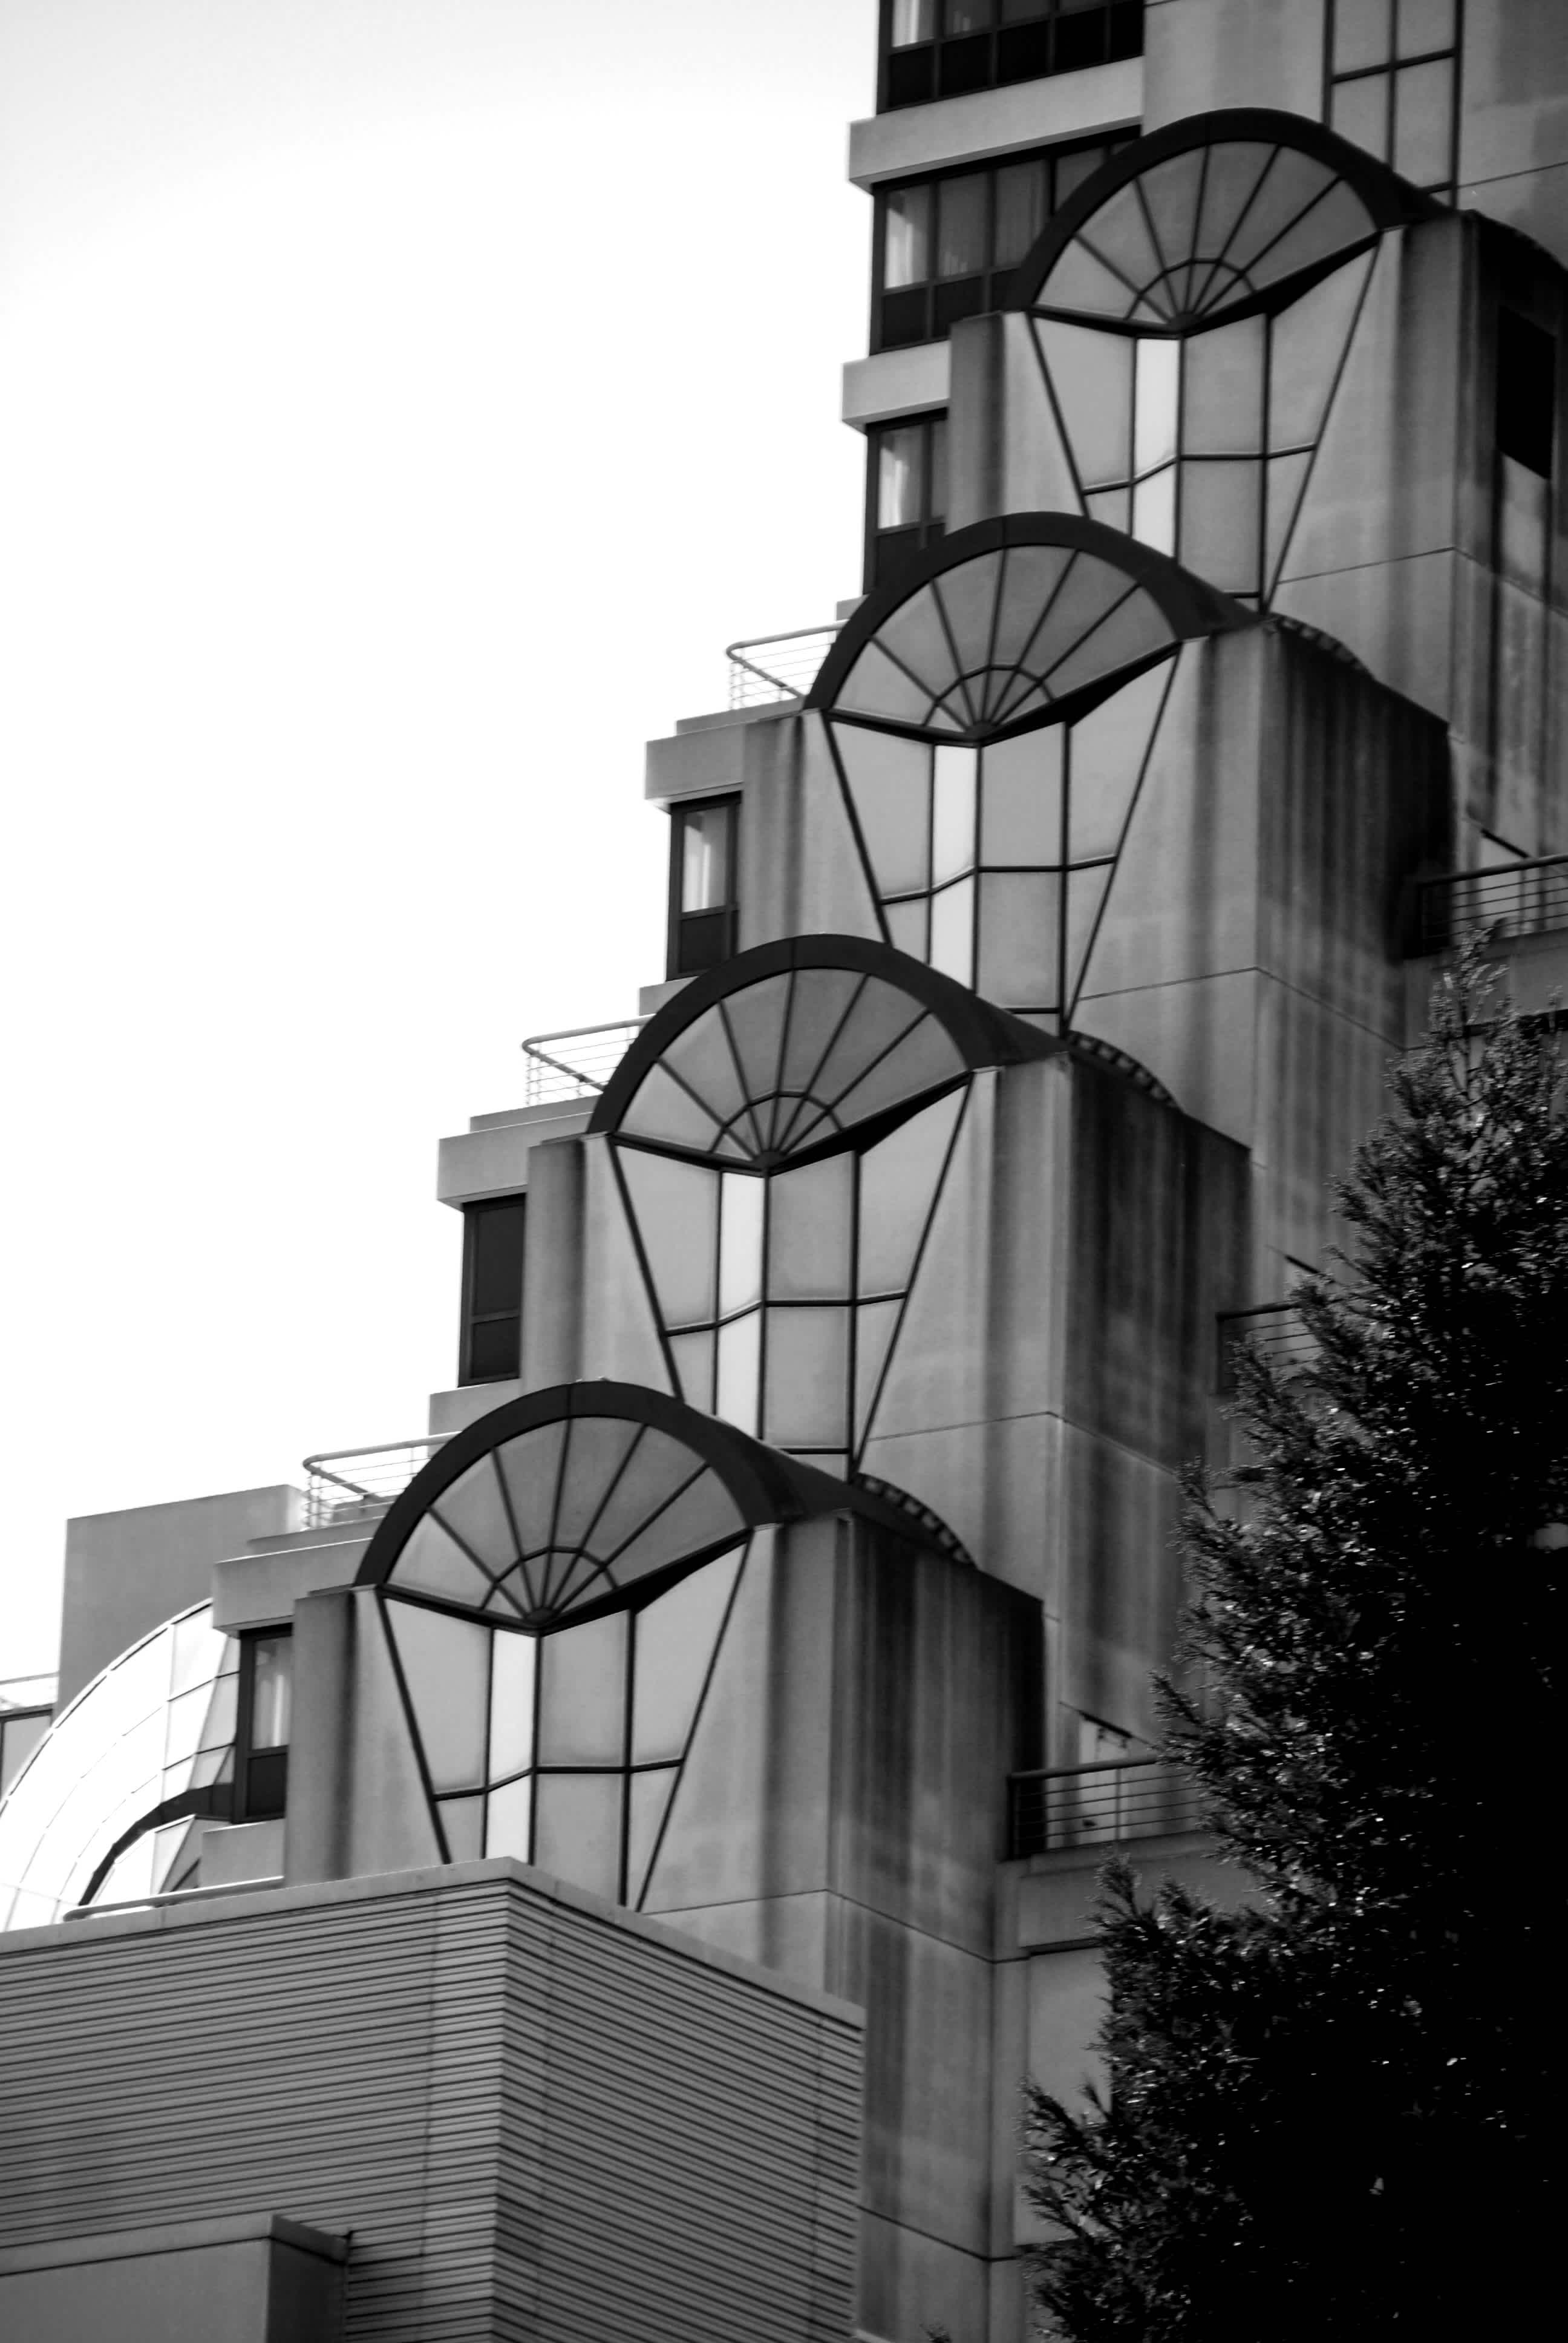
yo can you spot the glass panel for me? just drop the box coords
[767,1152,854,1300]
[485,1771,533,1861]
[929,416,949,519]
[1181,316,1264,455]
[584,1430,702,1565]
[719,977,795,1132]
[554,1416,643,1555]
[606,1478,745,1593]
[494,1421,567,1564]
[884,184,932,289]
[718,1173,766,1315]
[1039,237,1142,320]
[944,0,993,27]
[764,1306,851,1449]
[932,552,1005,690]
[1393,58,1453,186]
[621,1063,723,1154]
[1036,321,1132,489]
[1252,180,1375,293]
[1497,455,1549,593]
[885,897,929,957]
[1045,586,1168,704]
[392,1511,492,1607]
[680,802,733,911]
[937,174,987,279]
[1065,863,1114,1004]
[1135,149,1207,286]
[659,1011,750,1135]
[619,1146,718,1325]
[1223,149,1339,278]
[1267,255,1369,448]
[1191,142,1276,274]
[982,726,1062,865]
[439,1794,485,1863]
[858,1087,965,1296]
[1133,338,1180,474]
[1067,661,1169,859]
[1022,552,1131,693]
[929,877,975,986]
[0,1711,48,1797]
[1054,143,1109,206]
[878,426,927,530]
[810,978,927,1113]
[489,1628,537,1781]
[435,1456,517,1577]
[534,1772,622,1902]
[1075,183,1163,300]
[932,744,979,883]
[1330,74,1390,162]
[976,870,1060,1007]
[833,723,932,897]
[1178,458,1262,595]
[838,638,940,729]
[668,1329,714,1411]
[892,0,936,39]
[715,1307,762,1434]
[987,540,1074,671]
[632,1549,742,1765]
[1334,0,1392,70]
[995,158,1048,269]
[774,966,863,1104]
[1398,0,1454,56]
[165,1679,227,1769]
[469,1200,526,1315]
[537,1611,628,1766]
[880,583,959,706]
[1083,484,1130,532]
[250,1636,292,1749]
[854,1296,903,1446]
[626,1768,679,1907]
[387,1602,489,1794]
[1130,464,1176,556]
[1264,448,1313,589]
[170,1609,222,1698]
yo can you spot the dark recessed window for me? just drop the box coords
[1497,310,1557,480]
[668,798,739,978]
[872,136,1136,352]
[866,411,947,590]
[460,1196,527,1384]
[235,1630,292,1821]
[880,0,1143,113]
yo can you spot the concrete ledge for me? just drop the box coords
[212,1536,370,1633]
[841,341,950,431]
[0,2212,346,2278]
[846,59,1142,186]
[437,1106,593,1207]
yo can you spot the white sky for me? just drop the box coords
[0,0,876,1675]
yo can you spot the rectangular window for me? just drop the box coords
[236,1631,292,1821]
[1325,0,1459,197]
[1496,309,1557,480]
[460,1194,527,1384]
[872,135,1134,353]
[879,0,1143,110]
[668,796,739,977]
[866,411,947,590]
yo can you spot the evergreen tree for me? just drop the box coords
[1023,945,1565,2341]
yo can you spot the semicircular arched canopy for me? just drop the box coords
[356,1381,878,1627]
[1007,108,1438,332]
[806,516,1248,744]
[589,934,1057,1167]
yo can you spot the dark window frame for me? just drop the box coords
[864,410,949,593]
[667,796,740,979]
[233,1628,292,1823]
[459,1194,528,1386]
[1322,0,1463,200]
[877,0,1145,113]
[869,134,1137,355]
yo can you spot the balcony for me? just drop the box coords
[1008,1758,1204,1858]
[1215,1300,1317,1394]
[1407,851,1568,1035]
[301,1438,446,1532]
[725,625,840,712]
[520,1018,647,1109]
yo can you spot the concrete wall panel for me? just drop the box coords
[1459,1,1568,263]
[1058,1423,1184,1746]
[1142,0,1326,128]
[743,712,884,949]
[575,1135,673,1393]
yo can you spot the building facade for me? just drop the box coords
[4,6,1567,2338]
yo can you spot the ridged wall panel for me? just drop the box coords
[0,1860,862,2342]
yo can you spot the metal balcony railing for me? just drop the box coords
[1416,853,1568,950]
[302,1438,446,1532]
[520,1018,646,1109]
[725,624,840,710]
[1008,1759,1204,1858]
[1216,1300,1318,1392]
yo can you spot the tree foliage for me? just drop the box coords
[1024,947,1565,2340]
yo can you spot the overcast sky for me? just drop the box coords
[0,0,876,1676]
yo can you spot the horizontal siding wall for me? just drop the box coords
[0,1861,862,2343]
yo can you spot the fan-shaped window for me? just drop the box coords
[808,514,1244,745]
[590,941,1057,1471]
[0,1604,237,1930]
[1010,111,1434,332]
[355,1385,905,1906]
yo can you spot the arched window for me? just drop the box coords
[1002,113,1439,600]
[355,1384,926,1906]
[806,519,1250,1023]
[590,938,1058,1472]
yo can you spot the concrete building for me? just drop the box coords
[3,5,1567,2338]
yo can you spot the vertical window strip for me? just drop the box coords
[1324,0,1462,197]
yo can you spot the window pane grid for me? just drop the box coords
[1325,0,1459,197]
[880,0,1144,109]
